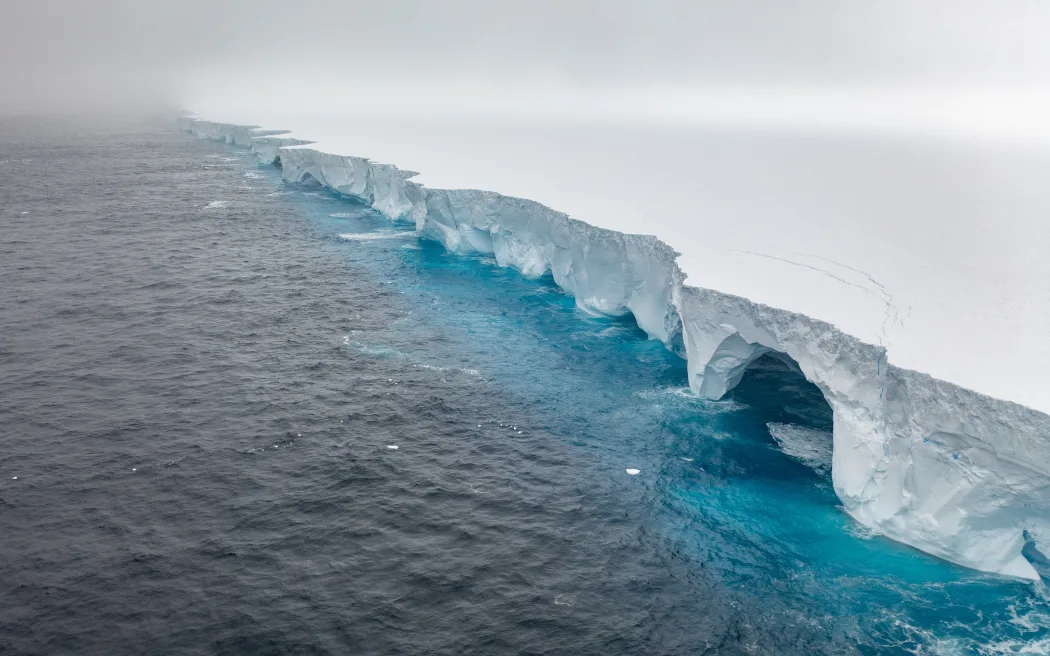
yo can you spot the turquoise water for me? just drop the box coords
[285,155,1050,653]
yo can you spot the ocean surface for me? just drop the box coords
[0,116,1047,655]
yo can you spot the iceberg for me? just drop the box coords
[177,115,1050,581]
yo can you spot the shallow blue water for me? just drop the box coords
[0,118,1046,654]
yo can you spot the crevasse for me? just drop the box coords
[179,117,1050,581]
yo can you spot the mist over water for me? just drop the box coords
[5,1,1050,143]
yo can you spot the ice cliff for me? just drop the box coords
[178,116,1050,581]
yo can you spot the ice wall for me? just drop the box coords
[180,118,1050,581]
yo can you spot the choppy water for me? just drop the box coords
[0,116,1046,655]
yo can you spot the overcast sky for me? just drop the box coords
[3,0,1050,133]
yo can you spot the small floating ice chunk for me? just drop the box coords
[132,468,137,472]
[11,476,17,480]
[387,445,399,450]
[625,468,640,476]
[338,231,414,242]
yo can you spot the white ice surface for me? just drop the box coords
[179,112,1050,581]
[195,113,1050,413]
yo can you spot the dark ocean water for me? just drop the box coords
[0,117,1047,655]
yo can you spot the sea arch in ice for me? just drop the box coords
[678,287,1050,580]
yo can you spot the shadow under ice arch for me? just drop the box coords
[179,117,1050,581]
[295,171,323,186]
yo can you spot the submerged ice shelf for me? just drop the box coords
[179,116,1050,581]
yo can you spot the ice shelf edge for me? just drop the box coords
[179,116,1050,581]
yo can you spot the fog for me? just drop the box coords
[4,0,1050,138]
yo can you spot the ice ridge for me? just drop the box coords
[178,116,1050,581]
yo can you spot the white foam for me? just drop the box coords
[414,362,482,378]
[845,522,883,541]
[767,422,834,476]
[203,200,229,209]
[596,325,631,338]
[976,637,1050,655]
